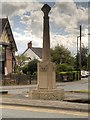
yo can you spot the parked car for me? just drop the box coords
[81,70,89,78]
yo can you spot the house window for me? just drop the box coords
[0,45,6,74]
[0,45,6,61]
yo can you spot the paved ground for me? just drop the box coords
[1,94,88,112]
[1,90,89,103]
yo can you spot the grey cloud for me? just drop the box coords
[1,2,28,17]
[2,3,19,16]
[51,2,88,36]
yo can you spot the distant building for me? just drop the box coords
[22,41,42,63]
[0,17,17,75]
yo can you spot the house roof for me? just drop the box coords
[22,47,42,59]
[31,47,42,58]
[0,17,17,51]
[0,18,7,36]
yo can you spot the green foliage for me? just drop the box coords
[56,70,80,82]
[16,54,27,66]
[28,59,38,75]
[75,46,88,70]
[15,54,27,73]
[88,54,90,70]
[22,59,38,75]
[22,65,28,74]
[56,62,80,82]
[56,63,74,74]
[59,71,78,74]
[51,45,75,66]
[81,47,88,70]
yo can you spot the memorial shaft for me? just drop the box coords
[41,4,51,61]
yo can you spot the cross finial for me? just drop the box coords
[41,4,51,14]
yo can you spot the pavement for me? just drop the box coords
[0,77,89,113]
[0,90,89,113]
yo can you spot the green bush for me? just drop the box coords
[22,59,38,75]
[28,59,38,75]
[22,65,28,74]
[56,71,80,82]
[56,63,74,74]
[88,54,90,70]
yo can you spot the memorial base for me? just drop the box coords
[30,89,64,100]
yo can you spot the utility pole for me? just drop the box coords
[77,36,79,80]
[77,36,79,68]
[79,25,82,80]
[77,32,90,79]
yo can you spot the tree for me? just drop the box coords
[51,45,75,66]
[22,59,39,75]
[75,46,88,70]
[16,54,27,67]
[56,63,74,74]
[22,65,28,74]
[28,59,38,75]
[16,54,27,73]
[88,54,90,71]
[81,47,88,70]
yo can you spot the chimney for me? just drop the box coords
[28,41,32,48]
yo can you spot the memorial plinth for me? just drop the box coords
[30,4,64,100]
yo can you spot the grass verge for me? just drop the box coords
[69,90,90,93]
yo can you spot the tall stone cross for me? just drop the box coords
[41,4,51,62]
[30,4,64,100]
[37,4,56,89]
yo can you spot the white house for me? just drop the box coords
[22,41,42,62]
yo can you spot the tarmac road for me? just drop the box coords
[59,78,89,91]
[1,105,88,118]
[0,78,89,94]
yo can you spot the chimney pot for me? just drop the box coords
[28,41,32,48]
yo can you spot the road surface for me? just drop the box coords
[1,105,88,118]
[0,78,89,94]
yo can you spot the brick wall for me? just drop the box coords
[6,47,13,74]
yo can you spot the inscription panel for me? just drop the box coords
[39,65,47,72]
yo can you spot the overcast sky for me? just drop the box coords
[0,0,89,55]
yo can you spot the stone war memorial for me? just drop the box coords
[30,4,64,100]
